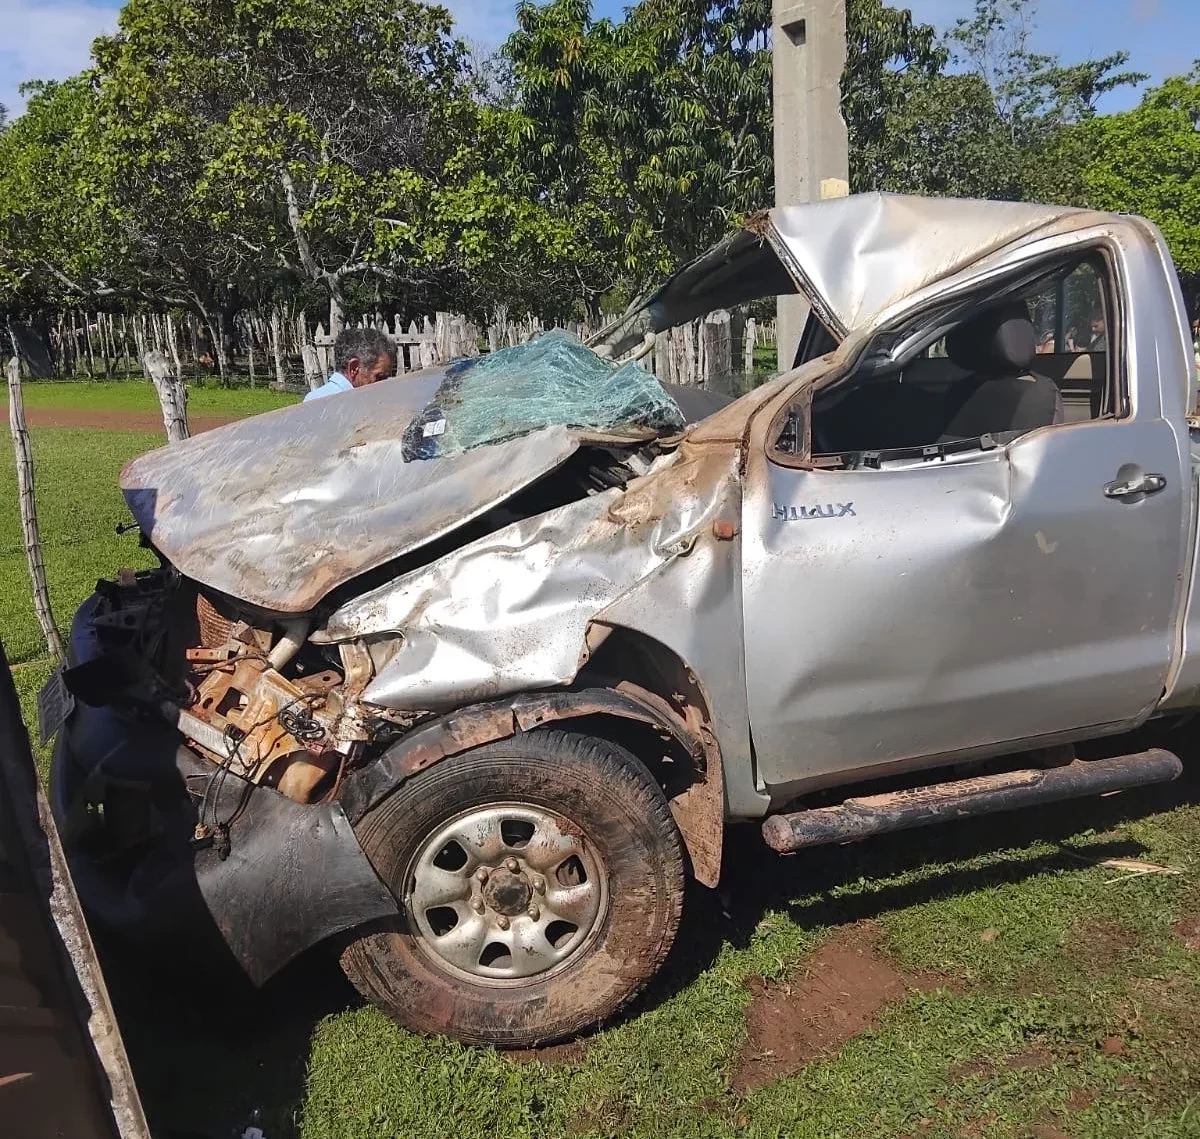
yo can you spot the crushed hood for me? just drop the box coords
[121,368,586,613]
[595,193,1088,354]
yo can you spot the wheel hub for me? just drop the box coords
[482,869,531,916]
[407,803,608,982]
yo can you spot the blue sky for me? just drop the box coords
[3,0,1195,118]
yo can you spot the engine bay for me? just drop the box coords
[69,445,649,809]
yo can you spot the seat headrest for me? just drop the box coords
[946,301,1036,374]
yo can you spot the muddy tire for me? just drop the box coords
[339,730,686,1047]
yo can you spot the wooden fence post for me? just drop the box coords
[434,312,451,363]
[699,309,733,393]
[418,319,437,368]
[143,350,190,443]
[269,307,287,389]
[7,356,65,663]
[165,313,184,380]
[301,342,323,391]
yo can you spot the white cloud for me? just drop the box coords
[0,0,118,118]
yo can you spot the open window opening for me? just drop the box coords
[776,252,1122,469]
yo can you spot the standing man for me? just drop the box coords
[305,327,396,402]
[1084,312,1108,352]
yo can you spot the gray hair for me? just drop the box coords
[333,326,396,373]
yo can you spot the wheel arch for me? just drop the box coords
[339,633,725,886]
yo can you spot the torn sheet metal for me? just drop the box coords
[596,194,1098,354]
[315,448,737,713]
[120,370,585,613]
[759,195,1095,337]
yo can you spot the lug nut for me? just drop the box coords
[505,857,519,872]
[496,915,510,930]
[532,875,546,894]
[528,904,540,921]
[470,898,485,914]
[476,867,489,883]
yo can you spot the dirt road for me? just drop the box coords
[15,407,244,433]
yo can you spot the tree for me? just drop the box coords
[505,0,964,297]
[849,0,1148,204]
[1081,66,1200,276]
[950,0,1144,132]
[843,0,947,192]
[0,78,119,310]
[861,71,1020,199]
[87,0,478,336]
[946,0,1146,204]
[505,0,774,294]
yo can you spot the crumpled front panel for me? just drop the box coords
[317,449,738,712]
[119,372,582,613]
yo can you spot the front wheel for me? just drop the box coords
[339,730,686,1047]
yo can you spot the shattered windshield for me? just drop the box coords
[402,330,686,461]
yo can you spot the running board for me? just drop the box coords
[761,749,1183,853]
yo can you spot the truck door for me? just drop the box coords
[742,254,1191,791]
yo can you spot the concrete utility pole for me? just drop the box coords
[772,0,850,372]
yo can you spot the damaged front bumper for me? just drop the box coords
[50,593,399,985]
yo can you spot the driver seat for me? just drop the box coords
[939,302,1062,443]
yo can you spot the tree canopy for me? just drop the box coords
[0,0,1196,327]
[1081,67,1200,275]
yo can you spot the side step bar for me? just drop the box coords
[761,749,1183,853]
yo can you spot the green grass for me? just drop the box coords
[1,429,160,667]
[3,408,1200,1138]
[3,378,299,416]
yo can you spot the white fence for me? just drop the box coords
[311,309,777,393]
[10,306,777,391]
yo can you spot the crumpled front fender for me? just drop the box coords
[338,683,725,887]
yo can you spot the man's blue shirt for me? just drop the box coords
[303,371,354,401]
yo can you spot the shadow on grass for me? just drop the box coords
[100,938,360,1139]
[101,723,1200,1129]
[636,722,1200,1017]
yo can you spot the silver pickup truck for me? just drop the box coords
[47,193,1200,1047]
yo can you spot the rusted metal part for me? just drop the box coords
[189,656,315,774]
[53,601,399,989]
[275,749,340,803]
[665,703,725,887]
[182,653,351,802]
[0,642,151,1139]
[196,592,232,648]
[185,645,237,664]
[338,685,710,826]
[761,750,1183,853]
[293,669,344,695]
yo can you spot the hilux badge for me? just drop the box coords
[773,502,856,521]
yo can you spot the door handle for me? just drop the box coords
[1104,472,1167,499]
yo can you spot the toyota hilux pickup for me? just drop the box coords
[46,193,1200,1046]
